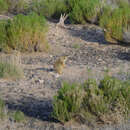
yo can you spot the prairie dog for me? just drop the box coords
[53,56,67,74]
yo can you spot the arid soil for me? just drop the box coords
[0,20,130,130]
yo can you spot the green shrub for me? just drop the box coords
[31,0,68,19]
[12,111,25,122]
[0,13,48,52]
[120,81,130,112]
[83,79,107,115]
[99,2,130,43]
[52,82,85,122]
[0,0,8,14]
[0,98,26,122]
[98,76,130,122]
[52,77,130,124]
[31,0,102,24]
[69,3,85,24]
[99,76,123,102]
[69,0,102,24]
[5,0,29,14]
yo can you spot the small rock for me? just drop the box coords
[35,79,44,84]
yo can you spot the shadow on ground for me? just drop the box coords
[36,67,53,72]
[117,51,130,61]
[67,25,130,47]
[67,25,107,44]
[5,96,58,122]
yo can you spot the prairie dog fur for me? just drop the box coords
[53,56,67,74]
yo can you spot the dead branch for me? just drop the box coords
[56,13,68,28]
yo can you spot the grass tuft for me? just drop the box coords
[0,52,23,80]
[12,111,25,122]
[0,63,23,79]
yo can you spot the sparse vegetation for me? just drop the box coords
[0,51,23,79]
[0,12,48,52]
[52,76,130,124]
[0,98,26,123]
[0,62,23,79]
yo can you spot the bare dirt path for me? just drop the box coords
[0,21,130,130]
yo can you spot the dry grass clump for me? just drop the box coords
[0,51,23,79]
[52,76,130,125]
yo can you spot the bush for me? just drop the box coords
[0,13,48,52]
[83,79,107,115]
[99,2,130,43]
[31,0,68,19]
[5,0,29,14]
[52,82,85,122]
[0,0,8,14]
[52,77,130,124]
[68,0,102,24]
[98,76,130,123]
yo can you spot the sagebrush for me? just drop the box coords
[99,2,130,43]
[52,76,130,124]
[0,13,48,52]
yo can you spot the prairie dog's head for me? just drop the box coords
[60,56,67,62]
